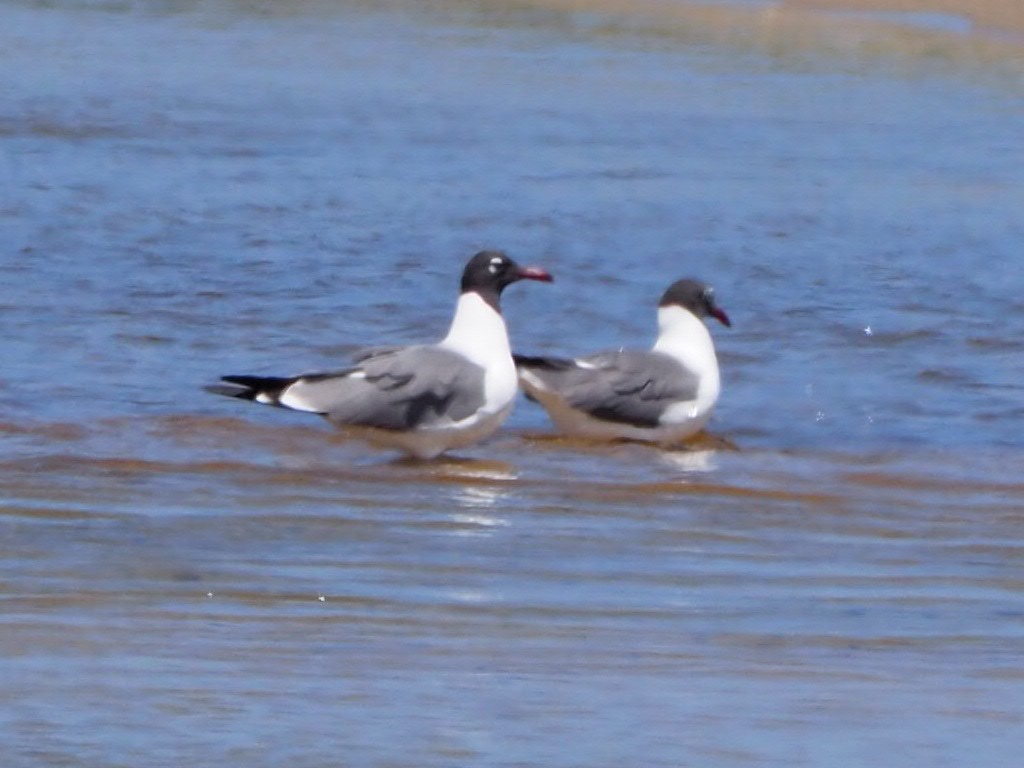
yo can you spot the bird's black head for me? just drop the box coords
[659,278,731,327]
[460,250,553,308]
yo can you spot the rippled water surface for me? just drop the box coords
[2,1,1024,766]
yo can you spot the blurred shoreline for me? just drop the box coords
[488,0,1024,73]
[786,0,1023,34]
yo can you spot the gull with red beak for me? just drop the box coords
[208,250,553,459]
[515,278,730,445]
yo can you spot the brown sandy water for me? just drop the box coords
[787,0,1024,34]
[2,0,1023,765]
[491,0,1024,78]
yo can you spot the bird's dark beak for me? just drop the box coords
[515,265,554,283]
[710,306,731,327]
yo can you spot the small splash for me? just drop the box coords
[454,485,510,511]
[659,449,720,474]
[450,512,511,532]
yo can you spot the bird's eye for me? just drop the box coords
[488,256,505,274]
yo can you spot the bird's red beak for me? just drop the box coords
[710,307,731,327]
[516,266,554,283]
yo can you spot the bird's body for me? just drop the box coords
[208,251,551,459]
[516,279,729,445]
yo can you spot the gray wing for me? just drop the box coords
[350,345,403,364]
[520,349,697,427]
[282,346,487,430]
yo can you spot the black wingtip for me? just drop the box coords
[513,354,575,371]
[204,383,254,400]
[206,374,294,403]
[221,374,282,388]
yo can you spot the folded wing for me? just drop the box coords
[517,349,698,427]
[218,346,487,431]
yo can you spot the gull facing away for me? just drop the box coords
[207,251,553,459]
[514,278,730,445]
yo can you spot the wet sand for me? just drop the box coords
[787,0,1024,34]
[487,0,1024,71]
[499,0,1024,34]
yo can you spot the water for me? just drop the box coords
[2,1,1024,765]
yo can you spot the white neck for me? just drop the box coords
[652,305,720,391]
[440,291,511,367]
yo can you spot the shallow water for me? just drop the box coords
[2,1,1024,766]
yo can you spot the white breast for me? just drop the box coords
[439,292,518,415]
[652,305,721,418]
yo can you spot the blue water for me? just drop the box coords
[2,1,1024,766]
